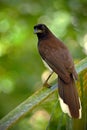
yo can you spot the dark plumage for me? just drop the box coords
[34,24,82,118]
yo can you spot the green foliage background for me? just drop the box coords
[0,0,87,130]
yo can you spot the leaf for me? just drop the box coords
[0,57,87,130]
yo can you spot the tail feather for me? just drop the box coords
[58,76,82,119]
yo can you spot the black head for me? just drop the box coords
[34,24,47,33]
[34,24,49,39]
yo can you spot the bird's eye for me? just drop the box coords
[40,25,45,30]
[34,24,46,31]
[39,25,43,29]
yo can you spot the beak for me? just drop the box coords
[34,28,42,34]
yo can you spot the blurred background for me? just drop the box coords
[0,0,87,130]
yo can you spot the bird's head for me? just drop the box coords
[34,24,47,34]
[34,24,49,39]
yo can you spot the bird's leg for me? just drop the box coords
[43,71,54,88]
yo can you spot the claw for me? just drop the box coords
[43,82,51,88]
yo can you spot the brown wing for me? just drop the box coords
[38,40,76,83]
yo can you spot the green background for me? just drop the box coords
[0,0,87,129]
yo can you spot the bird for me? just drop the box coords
[34,23,82,119]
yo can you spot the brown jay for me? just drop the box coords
[34,24,82,119]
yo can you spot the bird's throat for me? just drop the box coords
[37,33,48,41]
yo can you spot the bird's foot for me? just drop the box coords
[43,82,51,88]
[43,71,54,88]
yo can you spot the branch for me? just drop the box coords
[0,57,87,130]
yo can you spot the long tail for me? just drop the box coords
[58,75,82,119]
